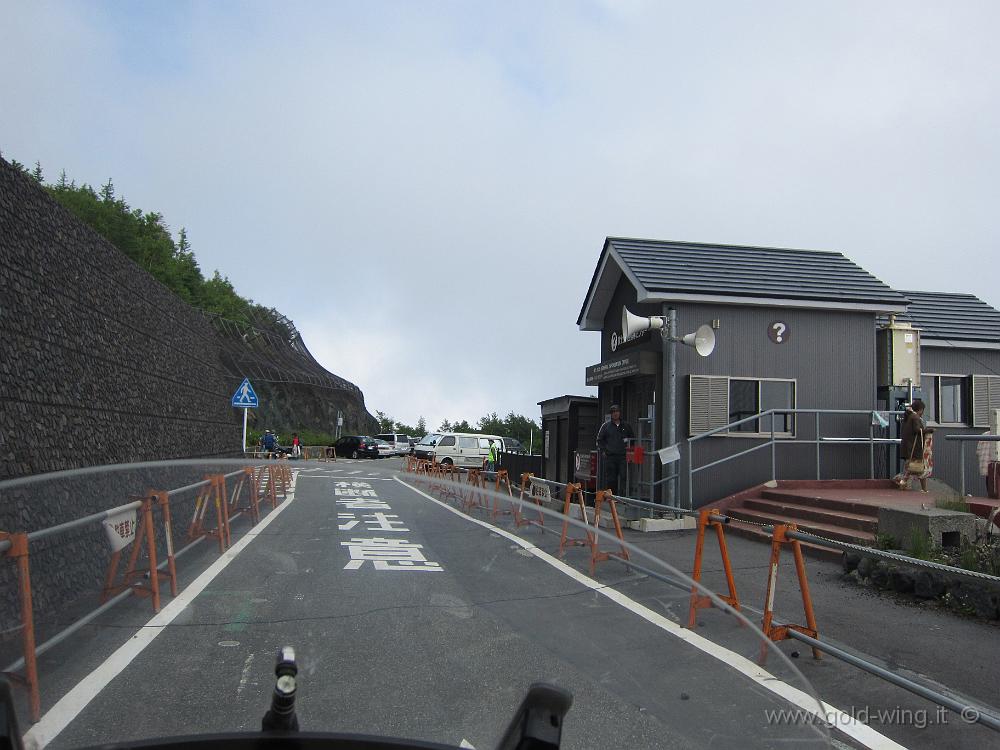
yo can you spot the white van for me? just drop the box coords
[431,433,506,467]
[374,433,410,456]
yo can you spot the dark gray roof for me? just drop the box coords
[578,237,907,329]
[895,291,1000,343]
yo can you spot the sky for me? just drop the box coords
[3,1,999,432]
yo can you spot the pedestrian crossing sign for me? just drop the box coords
[232,378,259,408]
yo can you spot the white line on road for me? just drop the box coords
[395,477,905,750]
[24,477,300,749]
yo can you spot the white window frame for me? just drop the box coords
[689,375,797,438]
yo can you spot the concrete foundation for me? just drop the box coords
[877,506,978,549]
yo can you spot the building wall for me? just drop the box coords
[918,346,1000,496]
[596,277,881,506]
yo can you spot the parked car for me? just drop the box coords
[333,435,380,459]
[414,433,442,460]
[374,432,411,456]
[373,439,395,458]
[498,437,526,454]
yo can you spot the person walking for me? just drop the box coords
[596,404,634,496]
[898,399,933,492]
[291,432,301,459]
[262,429,277,459]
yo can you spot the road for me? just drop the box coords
[13,459,997,749]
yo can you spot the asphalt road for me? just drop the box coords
[21,461,839,750]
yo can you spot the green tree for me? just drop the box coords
[415,416,427,435]
[31,162,43,182]
[375,411,395,432]
[438,418,453,432]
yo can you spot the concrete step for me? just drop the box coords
[759,489,881,517]
[723,519,844,561]
[741,498,877,533]
[726,507,876,546]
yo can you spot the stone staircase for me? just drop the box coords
[714,480,898,559]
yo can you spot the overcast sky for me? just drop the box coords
[4,1,998,431]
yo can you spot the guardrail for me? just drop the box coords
[944,434,1000,498]
[0,462,292,723]
[405,458,1000,734]
[686,408,905,510]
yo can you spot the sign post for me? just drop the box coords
[231,378,259,453]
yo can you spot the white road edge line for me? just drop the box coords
[395,477,905,750]
[24,476,300,750]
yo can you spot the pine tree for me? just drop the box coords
[32,162,43,182]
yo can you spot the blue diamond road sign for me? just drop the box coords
[231,378,259,408]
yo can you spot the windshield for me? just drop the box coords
[418,435,440,446]
[0,460,837,749]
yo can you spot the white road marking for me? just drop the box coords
[396,478,905,750]
[24,477,299,749]
[295,475,396,481]
[236,651,257,697]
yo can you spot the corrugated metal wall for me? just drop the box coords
[597,276,882,506]
[919,347,1000,496]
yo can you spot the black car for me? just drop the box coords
[333,435,380,459]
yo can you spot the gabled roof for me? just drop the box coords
[578,237,908,330]
[895,290,1000,345]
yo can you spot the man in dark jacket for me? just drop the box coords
[596,405,634,496]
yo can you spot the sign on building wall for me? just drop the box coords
[585,350,658,385]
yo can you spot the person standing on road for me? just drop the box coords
[596,405,634,496]
[262,429,277,458]
[291,433,301,458]
[486,439,499,472]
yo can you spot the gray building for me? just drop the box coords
[899,291,1000,496]
[577,237,909,507]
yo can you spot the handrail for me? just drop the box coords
[685,408,906,510]
[944,433,1000,498]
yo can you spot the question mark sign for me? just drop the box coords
[772,322,786,343]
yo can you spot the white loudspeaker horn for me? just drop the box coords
[622,308,664,338]
[681,324,716,357]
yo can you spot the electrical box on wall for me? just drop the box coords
[876,318,921,388]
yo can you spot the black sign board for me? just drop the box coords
[585,351,658,385]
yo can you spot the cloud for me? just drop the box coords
[4,1,999,431]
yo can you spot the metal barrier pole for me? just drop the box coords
[815,412,821,480]
[770,421,776,481]
[869,419,875,479]
[959,441,966,498]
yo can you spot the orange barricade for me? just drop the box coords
[687,508,740,628]
[461,469,485,512]
[558,483,595,560]
[515,473,547,528]
[759,523,821,663]
[232,467,262,525]
[589,490,630,574]
[489,470,515,521]
[188,474,232,551]
[1,530,40,722]
[101,493,177,612]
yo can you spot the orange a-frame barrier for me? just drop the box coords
[558,483,595,559]
[0,531,40,722]
[588,490,630,574]
[687,507,740,628]
[101,492,178,611]
[759,523,821,664]
[488,469,516,521]
[188,474,232,551]
[515,473,547,528]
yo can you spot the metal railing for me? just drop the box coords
[686,408,905,510]
[944,434,1000,498]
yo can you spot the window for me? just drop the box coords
[478,438,492,449]
[972,375,1000,427]
[459,437,479,449]
[438,435,456,447]
[922,374,970,425]
[690,376,795,436]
